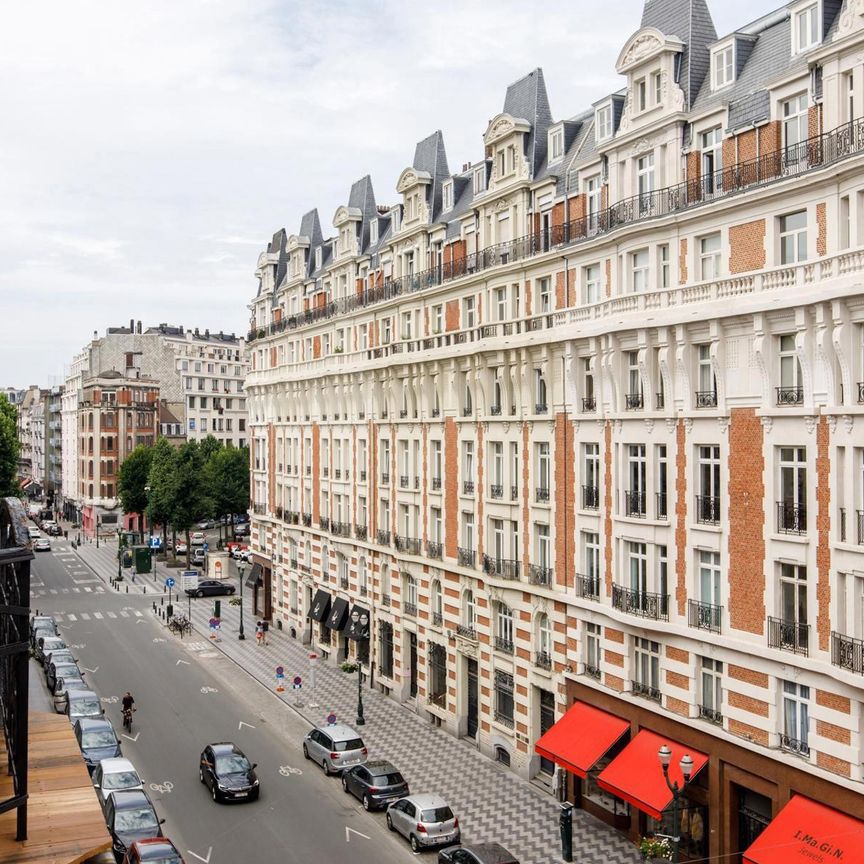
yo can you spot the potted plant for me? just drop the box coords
[639,836,672,862]
[257,328,265,339]
[340,660,358,674]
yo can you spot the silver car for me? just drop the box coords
[66,689,104,723]
[386,793,461,852]
[302,723,367,775]
[53,672,88,713]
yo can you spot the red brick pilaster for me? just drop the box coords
[816,416,831,651]
[554,413,576,587]
[675,420,687,616]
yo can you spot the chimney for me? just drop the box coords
[205,328,209,338]
[130,318,134,332]
[137,321,142,334]
[194,327,199,336]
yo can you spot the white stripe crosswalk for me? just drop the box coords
[50,609,146,624]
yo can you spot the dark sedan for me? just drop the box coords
[47,660,81,693]
[199,742,259,802]
[438,843,521,864]
[341,759,409,811]
[105,790,165,862]
[185,580,235,598]
[74,717,122,773]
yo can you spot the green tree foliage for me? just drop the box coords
[117,445,153,535]
[171,440,211,566]
[0,395,20,497]
[205,445,249,541]
[147,438,177,550]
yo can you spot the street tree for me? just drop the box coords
[206,445,249,542]
[147,438,177,553]
[117,445,153,540]
[0,395,19,498]
[171,440,210,567]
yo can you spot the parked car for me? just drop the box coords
[341,759,409,810]
[47,660,81,693]
[438,843,520,864]
[30,614,58,641]
[104,790,165,862]
[34,537,51,551]
[232,548,251,562]
[302,723,367,775]
[191,548,206,566]
[74,717,122,774]
[233,513,249,524]
[44,648,76,673]
[48,523,63,536]
[35,634,66,665]
[66,689,104,723]
[53,671,88,713]
[185,579,235,599]
[199,742,259,803]
[27,527,41,540]
[233,524,250,539]
[190,532,206,546]
[174,541,188,554]
[31,625,56,652]
[197,519,215,530]
[92,757,144,808]
[386,794,461,852]
[122,838,185,864]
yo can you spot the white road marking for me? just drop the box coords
[279,765,302,776]
[176,659,190,666]
[122,732,140,742]
[187,847,212,864]
[345,827,370,842]
[120,611,129,618]
[200,686,218,694]
[81,666,99,673]
[67,614,77,622]
[238,720,255,730]
[107,612,117,619]
[80,613,90,620]
[199,651,219,658]
[134,610,143,617]
[93,611,102,618]
[152,638,166,643]
[149,781,174,794]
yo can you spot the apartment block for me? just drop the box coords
[245,1,864,860]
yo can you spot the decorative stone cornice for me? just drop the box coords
[483,112,531,147]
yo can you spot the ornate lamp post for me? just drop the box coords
[143,484,151,544]
[116,526,122,580]
[351,609,369,726]
[658,744,694,863]
[237,560,246,640]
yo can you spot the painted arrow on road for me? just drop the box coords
[122,732,140,742]
[187,848,212,864]
[176,659,190,666]
[238,721,256,731]
[81,666,99,673]
[345,827,370,843]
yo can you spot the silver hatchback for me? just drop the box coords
[386,793,461,852]
[302,723,367,775]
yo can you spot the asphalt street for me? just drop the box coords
[32,542,418,864]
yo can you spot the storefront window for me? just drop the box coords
[583,736,629,814]
[646,802,708,861]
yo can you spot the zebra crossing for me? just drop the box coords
[52,609,144,623]
[32,584,107,597]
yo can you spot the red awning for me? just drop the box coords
[534,701,630,779]
[743,796,864,864]
[596,729,708,820]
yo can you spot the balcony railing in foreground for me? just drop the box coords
[612,585,669,621]
[768,616,809,656]
[831,630,864,674]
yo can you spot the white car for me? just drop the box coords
[91,757,144,808]
[190,532,206,546]
[28,527,41,540]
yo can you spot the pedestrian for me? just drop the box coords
[255,620,264,646]
[262,618,270,646]
[63,529,68,540]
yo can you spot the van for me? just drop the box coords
[303,723,367,775]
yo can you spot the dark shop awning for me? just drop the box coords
[308,589,331,622]
[326,597,350,631]
[245,563,263,588]
[345,604,370,640]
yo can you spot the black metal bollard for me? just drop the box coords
[559,803,573,863]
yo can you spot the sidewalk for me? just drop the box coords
[70,535,639,864]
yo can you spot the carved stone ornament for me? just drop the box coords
[835,0,864,39]
[718,415,729,435]
[495,198,510,212]
[619,32,664,70]
[666,418,677,433]
[683,417,693,435]
[644,418,655,434]
[547,421,556,434]
[573,420,581,435]
[843,414,854,434]
[827,415,837,434]
[614,419,623,434]
[803,415,817,435]
[760,415,774,434]
[502,421,510,434]
[632,135,658,156]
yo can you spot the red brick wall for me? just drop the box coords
[313,336,321,359]
[679,238,688,285]
[604,259,612,298]
[729,665,769,688]
[445,300,460,333]
[816,202,827,256]
[738,129,757,163]
[603,422,613,594]
[444,418,458,559]
[816,416,831,651]
[816,690,850,713]
[728,409,766,634]
[555,272,566,310]
[728,691,770,718]
[551,202,565,236]
[729,219,766,273]
[674,420,688,616]
[524,280,532,317]
[554,413,575,587]
[808,104,822,139]
[722,137,736,173]
[568,195,585,223]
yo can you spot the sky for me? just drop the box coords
[1,0,785,387]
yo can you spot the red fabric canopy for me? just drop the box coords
[534,701,630,779]
[596,728,708,820]
[744,795,864,864]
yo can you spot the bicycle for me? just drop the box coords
[169,615,192,636]
[122,706,136,733]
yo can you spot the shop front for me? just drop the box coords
[538,681,864,863]
[247,556,272,620]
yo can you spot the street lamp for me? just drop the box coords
[658,744,694,864]
[351,609,369,726]
[116,527,122,580]
[143,485,151,544]
[237,560,246,640]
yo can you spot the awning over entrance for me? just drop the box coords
[743,796,864,864]
[345,604,370,640]
[597,729,708,820]
[308,589,331,622]
[245,562,263,588]
[534,701,630,778]
[326,596,350,631]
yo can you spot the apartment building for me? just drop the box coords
[245,1,864,860]
[77,371,159,536]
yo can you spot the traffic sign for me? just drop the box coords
[165,577,175,589]
[326,713,337,725]
[293,676,302,686]
[275,666,285,677]
[149,536,161,549]
[181,570,199,592]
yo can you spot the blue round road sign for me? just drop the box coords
[165,577,175,588]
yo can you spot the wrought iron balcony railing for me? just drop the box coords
[631,680,661,703]
[381,472,390,484]
[403,602,417,617]
[776,386,804,405]
[394,535,421,555]
[399,475,409,489]
[612,585,669,621]
[695,495,721,525]
[529,564,553,586]
[535,403,548,415]
[490,405,502,416]
[584,663,601,680]
[319,516,330,531]
[455,623,476,640]
[699,705,723,725]
[780,734,810,757]
[381,593,391,607]
[624,489,646,518]
[688,599,722,633]
[483,556,520,580]
[655,391,665,410]
[655,492,667,520]
[777,501,807,535]
[376,529,391,545]
[432,477,441,491]
[575,573,600,600]
[768,616,809,656]
[457,547,476,567]
[355,525,367,541]
[535,486,550,503]
[462,480,474,495]
[534,651,552,671]
[426,541,442,560]
[432,611,443,626]
[695,390,718,408]
[858,381,864,403]
[625,392,644,410]
[510,485,519,500]
[490,484,503,499]
[831,631,864,674]
[582,485,599,510]
[494,636,515,654]
[582,396,596,412]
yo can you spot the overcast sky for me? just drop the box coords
[1,0,784,387]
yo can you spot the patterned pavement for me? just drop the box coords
[62,536,642,864]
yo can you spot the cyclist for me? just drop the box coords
[121,691,135,728]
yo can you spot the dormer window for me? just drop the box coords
[596,104,612,141]
[794,2,820,53]
[442,181,453,211]
[369,219,378,245]
[391,206,401,234]
[473,166,486,195]
[711,43,734,90]
[314,247,322,270]
[636,78,647,112]
[652,72,662,104]
[549,127,564,162]
[406,195,415,221]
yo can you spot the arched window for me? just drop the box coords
[464,385,473,415]
[358,556,368,596]
[535,370,547,413]
[321,545,329,581]
[403,573,418,612]
[431,579,443,624]
[495,602,514,651]
[463,590,476,631]
[304,539,312,568]
[380,563,391,601]
[537,612,552,659]
[495,745,511,766]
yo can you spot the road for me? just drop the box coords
[32,543,415,864]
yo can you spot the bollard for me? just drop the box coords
[125,585,128,593]
[559,803,573,863]
[152,602,156,613]
[143,586,146,594]
[160,596,164,606]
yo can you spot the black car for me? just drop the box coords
[185,579,235,598]
[341,759,409,811]
[199,742,259,802]
[233,524,250,538]
[105,790,165,862]
[74,717,122,773]
[438,843,521,864]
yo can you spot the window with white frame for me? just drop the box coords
[583,531,600,593]
[631,248,649,292]
[463,589,476,629]
[442,181,453,212]
[583,442,600,508]
[652,71,662,105]
[549,127,564,162]
[582,357,595,408]
[495,602,514,649]
[585,175,602,229]
[627,540,647,594]
[700,657,723,723]
[494,286,507,321]
[697,445,721,523]
[596,104,612,141]
[490,440,504,487]
[432,304,443,334]
[391,207,401,233]
[535,370,548,412]
[782,94,809,148]
[404,573,418,610]
[793,2,820,53]
[538,276,552,312]
[633,637,660,696]
[431,579,443,623]
[463,511,474,550]
[636,152,655,200]
[712,44,734,90]
[626,444,647,516]
[462,441,474,484]
[699,233,722,280]
[659,244,670,288]
[779,334,804,395]
[696,343,716,397]
[627,350,643,405]
[473,166,486,195]
[536,442,551,496]
[430,506,442,542]
[537,613,553,661]
[779,212,807,264]
[315,247,322,270]
[779,446,808,533]
[583,263,601,304]
[698,550,721,612]
[535,523,551,570]
[585,622,602,677]
[636,78,647,112]
[369,219,378,245]
[463,296,475,328]
[782,681,810,754]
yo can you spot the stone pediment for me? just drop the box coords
[333,206,362,227]
[616,27,682,73]
[483,112,531,147]
[287,234,310,252]
[396,167,432,194]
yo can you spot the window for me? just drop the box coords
[779,563,808,633]
[699,233,721,280]
[633,637,660,699]
[626,444,647,517]
[652,71,662,105]
[463,590,476,630]
[473,166,486,195]
[583,264,600,304]
[367,219,378,245]
[778,334,804,405]
[627,350,643,407]
[631,249,649,293]
[535,371,547,413]
[697,445,721,523]
[442,181,453,212]
[549,127,564,162]
[782,681,810,755]
[432,304,443,334]
[463,296,475,329]
[391,207,401,233]
[627,540,647,595]
[463,511,475,551]
[585,622,602,677]
[491,441,504,488]
[696,344,716,405]
[538,277,552,312]
[314,247,322,270]
[462,441,474,485]
[493,287,507,322]
[430,440,442,487]
[779,447,807,533]
[585,176,602,230]
[636,152,655,202]
[779,212,807,264]
[495,603,514,651]
[537,613,553,661]
[636,78,647,112]
[699,550,721,612]
[700,127,723,192]
[782,94,809,149]
[596,104,612,141]
[536,442,550,497]
[712,44,734,89]
[583,442,600,508]
[794,3,819,53]
[658,244,670,288]
[582,358,595,410]
[700,657,723,723]
[494,670,514,725]
[583,531,600,595]
[656,445,668,519]
[535,523,551,569]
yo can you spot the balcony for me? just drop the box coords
[432,611,443,626]
[331,521,351,538]
[289,558,298,568]
[858,381,864,403]
[831,631,864,674]
[699,705,723,725]
[360,470,367,482]
[695,495,721,525]
[655,492,667,520]
[376,529,391,545]
[399,475,409,489]
[462,407,472,417]
[625,393,643,410]
[529,564,553,586]
[494,636,515,654]
[584,663,601,680]
[858,510,864,545]
[631,680,661,703]
[688,599,722,633]
[510,485,519,500]
[302,512,312,527]
[322,467,329,478]
[535,486,550,504]
[490,484,503,499]
[431,477,441,491]
[483,556,521,580]
[612,585,669,621]
[780,734,810,757]
[381,472,390,484]
[655,392,665,410]
[624,489,646,518]
[457,547,476,567]
[431,408,440,418]
[777,501,807,535]
[334,469,342,479]
[286,510,299,525]
[455,623,476,640]
[394,535,421,556]
[340,576,349,590]
[776,386,804,406]
[426,541,442,560]
[490,405,502,416]
[535,403,548,415]
[399,409,408,419]
[319,516,330,531]
[768,616,809,656]
[355,525,367,541]
[695,390,718,409]
[252,502,266,515]
[575,573,600,600]
[414,476,420,490]
[534,651,552,671]
[582,485,599,510]
[403,602,417,617]
[462,481,474,495]
[381,593,391,607]
[582,396,596,413]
